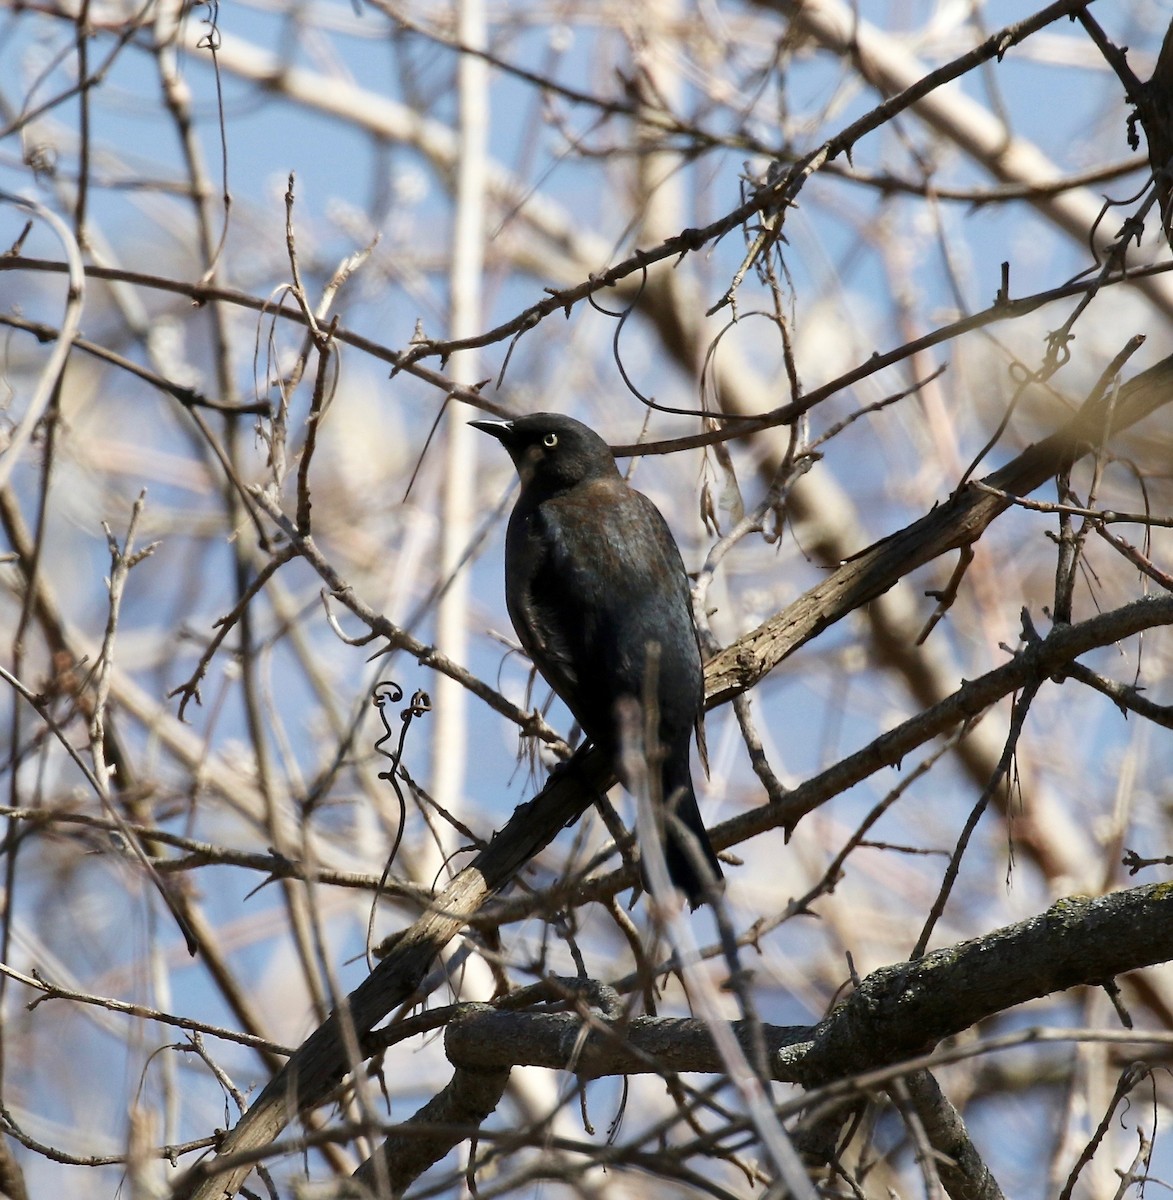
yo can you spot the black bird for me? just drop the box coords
[472,412,723,907]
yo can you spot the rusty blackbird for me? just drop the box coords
[472,412,723,908]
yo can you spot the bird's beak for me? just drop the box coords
[469,418,514,442]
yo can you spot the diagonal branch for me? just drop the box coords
[702,352,1173,706]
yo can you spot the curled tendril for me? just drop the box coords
[373,680,404,705]
[367,681,430,968]
[372,682,405,770]
[372,683,431,779]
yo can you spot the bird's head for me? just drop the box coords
[470,412,620,493]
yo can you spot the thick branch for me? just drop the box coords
[442,883,1173,1084]
[351,1062,511,1198]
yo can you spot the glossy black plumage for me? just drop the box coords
[473,412,723,907]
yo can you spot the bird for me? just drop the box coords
[471,411,724,908]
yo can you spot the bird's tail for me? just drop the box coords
[662,766,724,910]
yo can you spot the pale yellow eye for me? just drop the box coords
[542,432,558,448]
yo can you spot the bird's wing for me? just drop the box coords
[505,504,585,704]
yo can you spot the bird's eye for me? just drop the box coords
[542,432,558,448]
